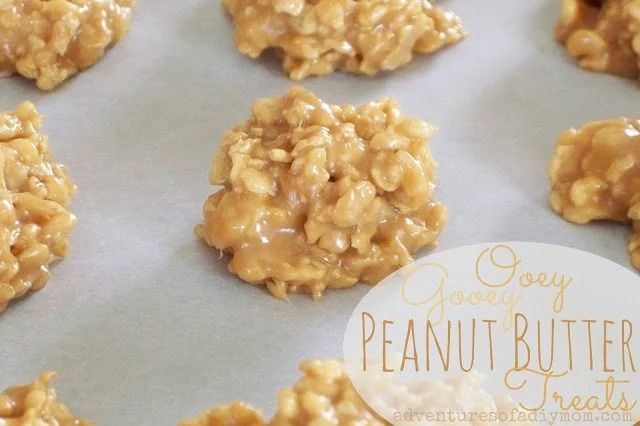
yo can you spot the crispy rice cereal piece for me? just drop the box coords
[0,102,76,312]
[0,0,135,91]
[195,87,446,300]
[0,372,92,426]
[222,0,465,79]
[556,0,640,79]
[548,118,640,268]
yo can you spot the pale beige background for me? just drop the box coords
[0,0,638,424]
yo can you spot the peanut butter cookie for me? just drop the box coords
[0,373,91,426]
[0,0,135,90]
[180,360,386,426]
[549,118,640,268]
[0,102,76,312]
[223,0,465,79]
[180,360,529,426]
[556,0,640,80]
[195,87,446,300]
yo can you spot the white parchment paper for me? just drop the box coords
[0,0,638,424]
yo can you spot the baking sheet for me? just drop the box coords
[0,0,638,424]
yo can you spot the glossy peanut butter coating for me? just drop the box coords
[223,0,465,79]
[556,0,640,79]
[0,0,135,90]
[549,118,640,268]
[0,102,76,312]
[0,373,91,426]
[180,360,530,426]
[180,360,386,426]
[196,87,446,300]
[269,360,387,426]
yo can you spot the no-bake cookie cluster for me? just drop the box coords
[0,0,136,90]
[0,102,76,312]
[549,118,640,268]
[556,0,640,80]
[180,360,388,426]
[0,373,91,426]
[196,87,446,300]
[180,359,532,426]
[223,0,465,79]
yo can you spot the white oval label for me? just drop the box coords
[343,242,640,425]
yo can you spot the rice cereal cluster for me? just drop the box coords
[548,118,640,268]
[0,372,91,426]
[180,360,387,426]
[222,0,465,79]
[556,0,640,80]
[180,360,534,426]
[0,0,136,90]
[0,102,77,312]
[195,87,446,300]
